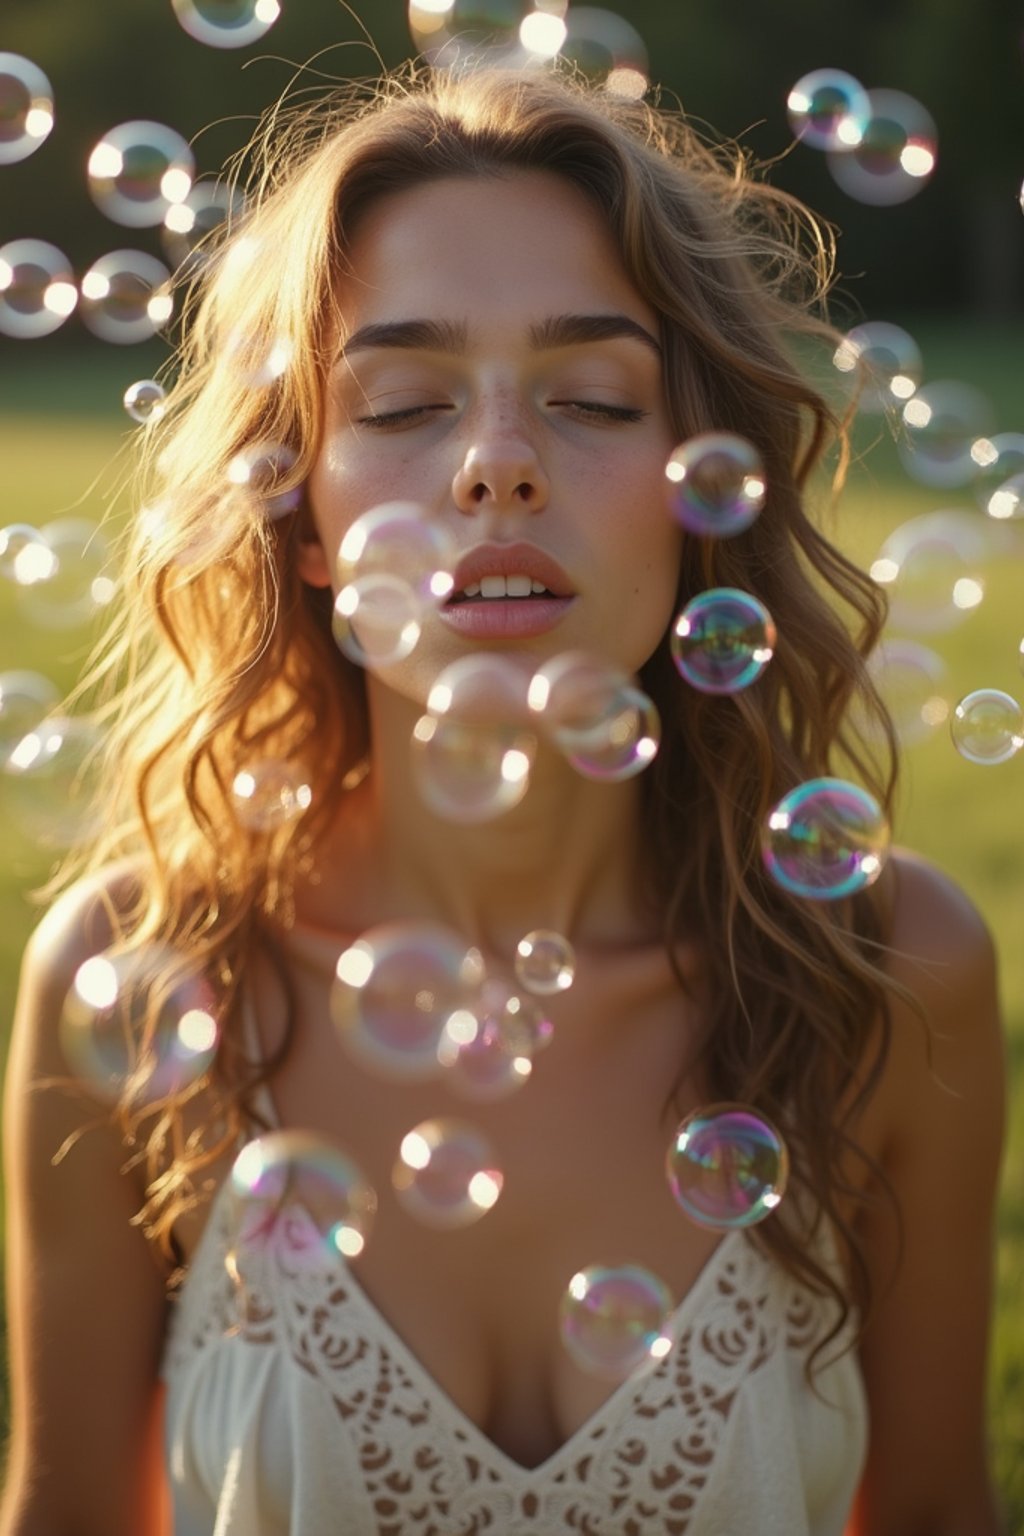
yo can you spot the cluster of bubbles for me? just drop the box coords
[787,68,937,205]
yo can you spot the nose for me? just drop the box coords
[451,435,550,519]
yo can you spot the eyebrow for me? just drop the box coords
[336,312,663,361]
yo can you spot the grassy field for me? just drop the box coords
[0,322,1022,1522]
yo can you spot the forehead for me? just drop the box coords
[336,170,658,336]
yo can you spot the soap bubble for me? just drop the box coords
[558,8,649,97]
[123,379,167,424]
[413,653,537,821]
[832,321,922,411]
[787,68,871,151]
[970,433,1024,517]
[408,1,546,66]
[0,240,77,340]
[334,576,425,669]
[514,929,575,995]
[2,715,104,850]
[392,1117,503,1229]
[330,921,485,1082]
[436,976,536,1101]
[665,1104,789,1230]
[950,689,1023,765]
[60,943,221,1104]
[87,121,195,229]
[898,380,993,489]
[670,588,776,695]
[16,518,115,631]
[0,53,55,165]
[0,671,60,763]
[228,1130,377,1264]
[985,471,1024,524]
[79,250,174,344]
[827,89,938,205]
[231,761,312,829]
[528,651,660,780]
[762,777,889,900]
[559,1263,675,1382]
[665,433,766,538]
[332,502,455,669]
[226,441,301,519]
[162,179,245,275]
[222,327,294,389]
[870,511,990,633]
[172,0,282,49]
[864,638,951,745]
[0,524,58,585]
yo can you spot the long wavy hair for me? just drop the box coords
[52,61,907,1382]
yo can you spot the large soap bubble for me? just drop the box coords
[670,588,776,695]
[870,510,990,634]
[832,321,922,412]
[665,432,766,538]
[528,651,660,780]
[87,120,195,229]
[172,0,282,49]
[787,68,870,151]
[898,381,993,489]
[826,88,937,205]
[0,53,55,165]
[229,1129,377,1264]
[79,251,174,344]
[559,1262,674,1381]
[950,690,1023,766]
[762,778,889,900]
[666,1104,789,1229]
[392,1117,503,1229]
[0,240,77,340]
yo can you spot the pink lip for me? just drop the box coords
[447,541,575,600]
[439,595,575,638]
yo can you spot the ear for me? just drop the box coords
[294,510,333,590]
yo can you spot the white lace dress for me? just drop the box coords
[160,1092,868,1535]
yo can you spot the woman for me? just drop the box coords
[0,62,1006,1536]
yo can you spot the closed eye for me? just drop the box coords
[355,402,649,429]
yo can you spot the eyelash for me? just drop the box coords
[355,402,649,429]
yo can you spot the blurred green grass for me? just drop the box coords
[0,319,1021,1521]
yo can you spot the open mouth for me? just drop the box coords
[446,576,557,605]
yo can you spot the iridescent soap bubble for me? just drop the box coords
[950,689,1024,765]
[559,1263,675,1382]
[559,8,650,98]
[162,179,245,275]
[330,921,485,1082]
[228,1130,377,1264]
[0,671,60,763]
[0,240,77,340]
[865,638,951,745]
[970,433,1024,517]
[528,651,660,781]
[0,53,55,165]
[332,502,455,669]
[408,1,538,66]
[665,433,766,538]
[832,321,922,412]
[123,379,167,425]
[665,1103,789,1230]
[227,441,301,519]
[79,251,174,344]
[223,326,294,389]
[898,380,993,489]
[392,1117,503,1230]
[671,588,776,695]
[827,89,938,206]
[16,518,115,630]
[870,510,990,633]
[87,121,195,229]
[436,977,536,1101]
[171,0,282,49]
[232,761,312,829]
[514,929,575,995]
[762,777,889,900]
[786,68,871,151]
[2,715,104,850]
[60,943,221,1105]
[985,471,1024,524]
[0,524,58,585]
[413,653,537,821]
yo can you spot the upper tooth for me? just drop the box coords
[462,580,481,597]
[470,574,541,599]
[505,574,532,598]
[531,579,546,594]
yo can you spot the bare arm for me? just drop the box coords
[848,851,1008,1536]
[0,877,172,1536]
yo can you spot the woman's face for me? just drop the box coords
[303,169,682,701]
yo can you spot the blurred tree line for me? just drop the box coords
[1,0,1021,356]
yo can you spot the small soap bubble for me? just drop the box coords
[528,651,660,781]
[231,761,312,829]
[0,53,55,165]
[226,440,301,519]
[787,68,871,151]
[87,121,195,229]
[436,976,535,1101]
[666,1104,789,1230]
[413,653,537,821]
[671,588,776,695]
[898,380,994,489]
[2,715,104,850]
[870,510,990,633]
[334,575,424,669]
[832,321,922,412]
[408,1,535,66]
[392,1117,504,1230]
[162,179,245,275]
[762,777,889,900]
[665,433,766,538]
[223,327,294,389]
[950,689,1024,765]
[559,1263,675,1382]
[330,921,485,1082]
[865,638,951,745]
[172,0,282,49]
[0,240,77,340]
[123,379,167,424]
[0,671,60,762]
[60,943,220,1104]
[970,433,1024,517]
[558,8,649,97]
[332,503,455,670]
[16,519,114,631]
[228,1130,377,1266]
[514,929,575,995]
[985,471,1024,524]
[79,250,174,344]
[827,88,937,205]
[0,524,58,585]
